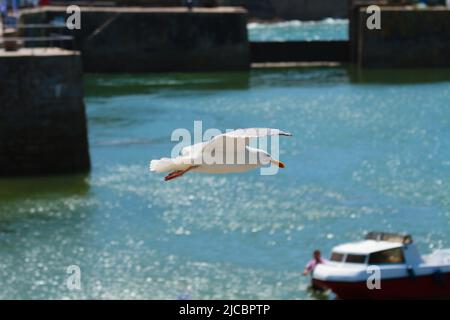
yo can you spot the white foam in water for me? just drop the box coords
[248,18,349,41]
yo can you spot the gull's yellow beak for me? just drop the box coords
[271,159,285,168]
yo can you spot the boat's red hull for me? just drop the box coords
[313,272,450,299]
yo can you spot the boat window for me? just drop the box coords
[330,252,344,262]
[368,248,405,264]
[345,254,367,264]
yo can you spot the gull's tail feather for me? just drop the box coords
[150,158,179,173]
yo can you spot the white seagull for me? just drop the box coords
[150,128,292,181]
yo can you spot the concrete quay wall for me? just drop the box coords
[355,6,450,68]
[19,6,250,72]
[0,48,90,176]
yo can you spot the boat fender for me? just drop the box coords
[432,269,446,286]
[406,265,415,279]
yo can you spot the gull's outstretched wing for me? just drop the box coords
[202,128,292,155]
[222,128,292,139]
[181,141,207,157]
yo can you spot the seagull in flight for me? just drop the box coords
[150,128,292,181]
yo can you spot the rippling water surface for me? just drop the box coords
[248,19,349,41]
[0,67,449,299]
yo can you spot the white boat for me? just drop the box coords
[312,232,450,299]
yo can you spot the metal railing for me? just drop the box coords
[1,22,77,51]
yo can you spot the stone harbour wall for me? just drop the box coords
[0,48,90,176]
[19,6,250,72]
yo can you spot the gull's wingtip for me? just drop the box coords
[280,131,293,137]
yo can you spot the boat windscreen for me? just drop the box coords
[368,248,405,264]
[330,252,344,262]
[345,254,367,264]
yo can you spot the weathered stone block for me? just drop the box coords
[357,6,450,68]
[0,48,90,176]
[20,6,250,72]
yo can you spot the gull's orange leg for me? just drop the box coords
[164,165,198,181]
[164,170,183,181]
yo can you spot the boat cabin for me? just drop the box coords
[312,232,450,299]
[328,232,423,266]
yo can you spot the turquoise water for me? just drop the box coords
[248,19,349,42]
[0,67,450,299]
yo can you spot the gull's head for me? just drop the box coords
[246,147,286,168]
[270,158,285,168]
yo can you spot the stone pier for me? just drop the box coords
[354,6,450,68]
[0,48,90,176]
[19,6,250,72]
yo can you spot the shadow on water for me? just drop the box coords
[306,285,331,300]
[83,67,450,98]
[249,65,450,87]
[250,66,350,87]
[0,174,90,207]
[348,66,450,84]
[0,174,91,235]
[84,71,251,97]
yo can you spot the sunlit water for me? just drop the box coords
[248,19,349,41]
[0,67,450,299]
